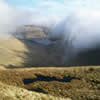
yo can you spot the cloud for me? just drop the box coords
[30,0,67,26]
[49,0,100,50]
[0,0,67,38]
[1,0,100,51]
[1,0,100,65]
[0,0,32,37]
[0,0,15,37]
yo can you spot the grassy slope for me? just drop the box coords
[0,38,63,67]
[0,67,100,100]
[0,38,100,100]
[0,81,66,100]
[0,38,27,67]
[0,38,49,67]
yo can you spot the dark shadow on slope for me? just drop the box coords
[4,25,100,68]
[22,39,100,66]
[6,37,100,68]
[29,88,48,94]
[2,25,97,67]
[7,38,65,67]
[72,47,100,66]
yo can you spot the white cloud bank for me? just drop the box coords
[48,0,100,50]
[1,0,100,51]
[0,0,67,37]
[0,0,15,37]
[0,0,31,37]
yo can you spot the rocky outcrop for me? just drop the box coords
[14,25,48,39]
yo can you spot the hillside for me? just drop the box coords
[0,26,100,99]
[0,38,27,67]
[0,37,64,67]
[1,37,100,67]
[0,80,66,100]
[1,25,100,68]
[0,67,99,100]
[0,24,66,67]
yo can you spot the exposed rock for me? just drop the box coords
[14,25,48,39]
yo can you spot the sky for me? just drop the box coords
[5,0,100,18]
[5,0,68,26]
[6,0,65,13]
[6,0,64,7]
[6,0,100,8]
[2,0,100,28]
[0,0,67,37]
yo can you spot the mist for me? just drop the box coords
[1,0,100,46]
[1,0,100,65]
[51,10,100,48]
[0,0,31,38]
[49,9,100,64]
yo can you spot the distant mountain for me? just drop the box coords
[1,25,100,67]
[0,37,64,67]
[0,25,65,67]
[14,25,50,39]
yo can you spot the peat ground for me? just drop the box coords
[0,67,100,100]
